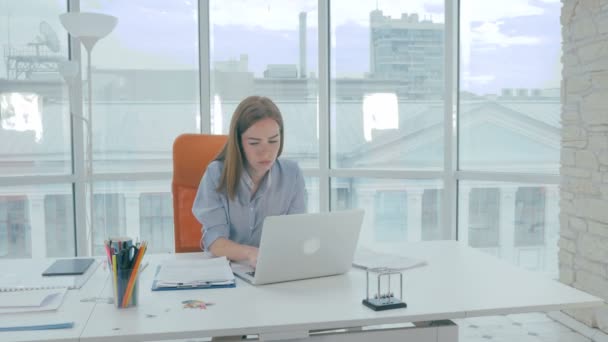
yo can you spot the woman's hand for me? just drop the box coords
[208,238,259,268]
[246,246,259,268]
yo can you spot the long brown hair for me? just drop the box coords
[215,96,284,200]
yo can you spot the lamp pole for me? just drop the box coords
[60,12,117,255]
[84,46,94,256]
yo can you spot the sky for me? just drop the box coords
[0,0,562,95]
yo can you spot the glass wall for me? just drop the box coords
[331,178,444,247]
[0,1,71,176]
[0,184,74,259]
[209,0,319,168]
[459,0,561,174]
[330,0,445,170]
[459,182,559,276]
[0,1,562,277]
[80,1,200,174]
[457,0,561,276]
[76,1,199,255]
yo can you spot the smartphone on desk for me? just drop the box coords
[42,258,95,276]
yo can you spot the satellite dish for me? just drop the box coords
[39,21,60,53]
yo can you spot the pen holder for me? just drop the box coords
[111,266,139,309]
[105,238,148,309]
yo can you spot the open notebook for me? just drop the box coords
[0,259,99,292]
[0,288,68,314]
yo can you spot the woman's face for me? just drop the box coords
[241,118,281,179]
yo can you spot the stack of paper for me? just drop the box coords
[0,288,68,314]
[353,248,427,271]
[152,256,235,291]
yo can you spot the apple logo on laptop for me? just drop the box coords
[302,238,321,255]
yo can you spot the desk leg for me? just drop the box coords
[414,320,459,342]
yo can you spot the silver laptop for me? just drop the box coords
[233,209,365,285]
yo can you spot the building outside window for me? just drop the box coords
[515,187,546,246]
[421,189,441,240]
[140,193,174,253]
[0,196,29,258]
[374,191,407,241]
[45,194,75,257]
[468,188,500,249]
[93,194,126,255]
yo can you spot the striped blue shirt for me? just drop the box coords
[192,158,306,250]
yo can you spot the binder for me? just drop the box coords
[151,275,236,291]
[151,256,236,291]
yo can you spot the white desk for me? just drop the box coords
[0,258,108,342]
[78,241,604,342]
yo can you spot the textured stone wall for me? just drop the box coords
[560,0,608,332]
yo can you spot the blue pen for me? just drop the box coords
[117,252,128,307]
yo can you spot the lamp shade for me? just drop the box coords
[59,12,117,50]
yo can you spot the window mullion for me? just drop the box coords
[444,0,460,241]
[319,0,330,212]
[199,0,211,134]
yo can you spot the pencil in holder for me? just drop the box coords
[111,265,139,308]
[106,239,147,309]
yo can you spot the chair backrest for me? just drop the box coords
[172,134,227,253]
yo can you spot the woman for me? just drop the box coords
[192,96,306,268]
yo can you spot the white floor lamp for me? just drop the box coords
[60,12,117,255]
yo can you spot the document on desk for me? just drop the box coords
[0,260,99,292]
[353,248,427,271]
[152,256,235,291]
[0,288,68,314]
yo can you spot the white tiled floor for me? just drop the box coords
[455,313,592,342]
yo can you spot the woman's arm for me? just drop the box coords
[208,237,258,267]
[192,162,231,251]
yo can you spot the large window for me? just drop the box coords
[0,184,74,259]
[209,0,319,168]
[459,0,561,173]
[0,1,562,278]
[331,178,444,247]
[457,0,561,275]
[459,182,558,274]
[330,0,445,170]
[0,1,71,176]
[80,1,200,173]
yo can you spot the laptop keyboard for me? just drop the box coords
[246,271,256,277]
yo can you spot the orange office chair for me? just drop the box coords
[172,134,228,253]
